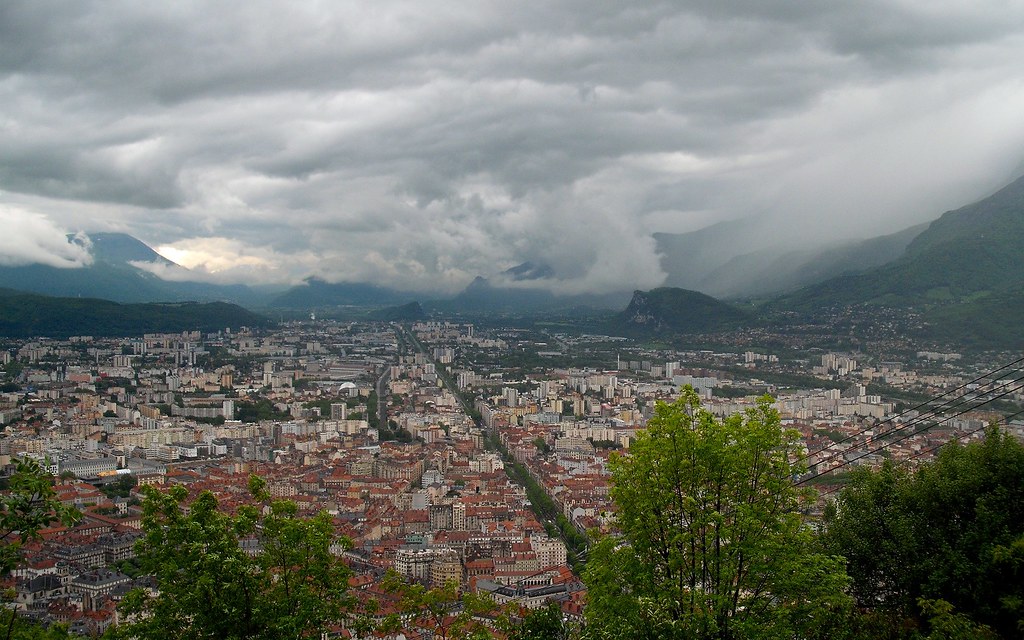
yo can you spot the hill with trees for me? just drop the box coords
[0,289,269,338]
[613,287,749,335]
[368,301,427,321]
[767,174,1024,347]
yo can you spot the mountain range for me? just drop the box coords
[0,233,274,306]
[774,173,1024,309]
[623,174,1024,348]
[423,276,633,315]
[2,173,1023,347]
[655,221,928,299]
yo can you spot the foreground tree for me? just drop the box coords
[504,602,576,640]
[115,476,354,639]
[379,574,497,640]
[1,458,80,640]
[584,388,850,640]
[822,426,1024,638]
[1,459,79,575]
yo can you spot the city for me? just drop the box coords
[2,319,1020,636]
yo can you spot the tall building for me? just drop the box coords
[452,502,466,530]
[503,387,519,408]
[430,549,462,589]
[395,548,433,583]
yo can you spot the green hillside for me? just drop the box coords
[368,301,427,321]
[782,175,1024,304]
[0,289,270,338]
[769,174,1024,347]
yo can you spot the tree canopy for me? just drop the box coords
[380,575,497,640]
[1,459,78,576]
[115,476,354,640]
[1,458,81,640]
[583,387,850,640]
[822,425,1024,638]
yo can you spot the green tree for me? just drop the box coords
[916,598,998,640]
[1,458,80,640]
[822,426,1024,638]
[583,388,850,640]
[99,474,137,499]
[380,575,496,640]
[505,602,575,640]
[2,361,23,381]
[115,476,354,639]
[234,399,287,423]
[3,622,75,640]
[1,459,80,575]
[532,436,551,455]
[819,460,917,620]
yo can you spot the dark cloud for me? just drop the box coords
[2,0,1023,293]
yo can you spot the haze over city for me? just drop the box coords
[3,0,1024,294]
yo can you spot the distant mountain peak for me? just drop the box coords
[503,262,554,281]
[618,287,748,334]
[84,232,178,267]
[1,232,265,306]
[464,276,492,292]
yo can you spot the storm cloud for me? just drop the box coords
[2,1,1023,293]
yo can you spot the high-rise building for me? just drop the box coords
[330,403,347,420]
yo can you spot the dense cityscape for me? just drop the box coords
[4,1,1024,637]
[2,318,1020,636]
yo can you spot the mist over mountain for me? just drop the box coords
[775,175,1024,307]
[268,277,414,309]
[767,174,1024,347]
[656,221,928,299]
[426,276,632,315]
[607,173,1024,349]
[0,233,273,306]
[503,262,555,282]
[2,170,1023,345]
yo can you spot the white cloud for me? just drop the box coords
[146,237,319,285]
[0,206,93,268]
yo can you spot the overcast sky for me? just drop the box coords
[3,1,1024,294]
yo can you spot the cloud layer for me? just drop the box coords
[0,206,92,268]
[2,1,1024,293]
